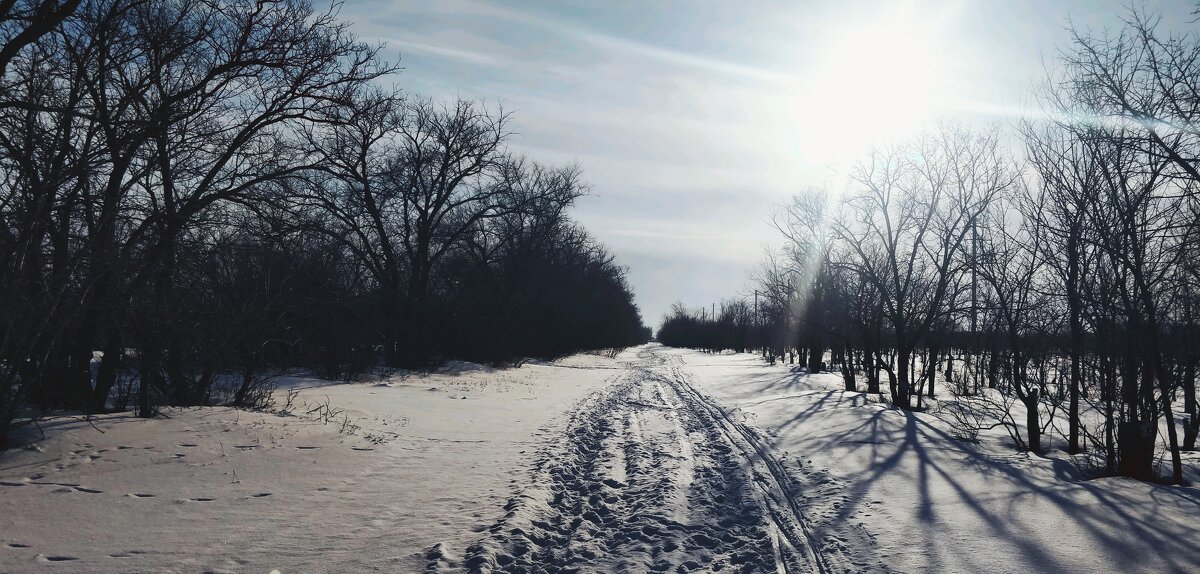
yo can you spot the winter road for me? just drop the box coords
[452,346,879,574]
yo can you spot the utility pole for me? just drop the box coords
[754,290,761,357]
[970,220,978,394]
[971,220,978,336]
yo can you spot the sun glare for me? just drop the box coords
[796,7,953,161]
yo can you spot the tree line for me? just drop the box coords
[660,11,1200,485]
[0,0,648,447]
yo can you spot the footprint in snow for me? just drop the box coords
[6,543,30,549]
[109,550,147,557]
[127,493,155,498]
[36,554,78,562]
[295,446,320,450]
[190,497,215,502]
[251,492,272,498]
[73,486,102,494]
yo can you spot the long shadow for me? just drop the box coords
[687,349,1200,573]
[868,410,1194,572]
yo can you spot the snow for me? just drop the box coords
[672,346,1200,574]
[461,347,882,573]
[1,344,1197,573]
[0,353,622,572]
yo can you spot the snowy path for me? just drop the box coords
[457,346,882,573]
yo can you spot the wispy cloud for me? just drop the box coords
[367,36,500,66]
[572,30,796,85]
[428,0,796,85]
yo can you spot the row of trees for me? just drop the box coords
[661,12,1199,484]
[657,300,752,354]
[0,0,647,446]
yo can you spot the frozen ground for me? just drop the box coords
[1,344,1197,573]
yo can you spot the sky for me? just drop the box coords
[339,0,1194,327]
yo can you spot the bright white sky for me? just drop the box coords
[342,0,1194,326]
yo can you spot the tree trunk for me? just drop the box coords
[1025,388,1041,453]
[196,366,217,406]
[138,349,157,418]
[233,357,258,407]
[866,350,881,394]
[93,331,123,411]
[841,345,857,391]
[896,348,911,409]
[1160,391,1185,484]
[927,347,938,399]
[1117,420,1156,481]
[66,335,96,412]
[945,353,955,394]
[987,346,1000,389]
[1184,359,1198,451]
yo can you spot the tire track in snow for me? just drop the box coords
[660,354,832,574]
[446,347,882,573]
[657,349,888,574]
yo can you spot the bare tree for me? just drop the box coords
[974,188,1051,452]
[833,125,1010,409]
[0,0,79,77]
[1022,121,1103,454]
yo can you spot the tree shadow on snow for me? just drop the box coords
[726,364,1200,573]
[812,402,1198,573]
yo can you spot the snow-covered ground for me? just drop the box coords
[461,346,883,573]
[1,344,1197,573]
[671,346,1200,574]
[0,353,622,572]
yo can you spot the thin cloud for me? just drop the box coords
[574,30,797,85]
[377,37,500,66]
[435,0,796,85]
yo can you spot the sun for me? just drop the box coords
[794,6,954,161]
